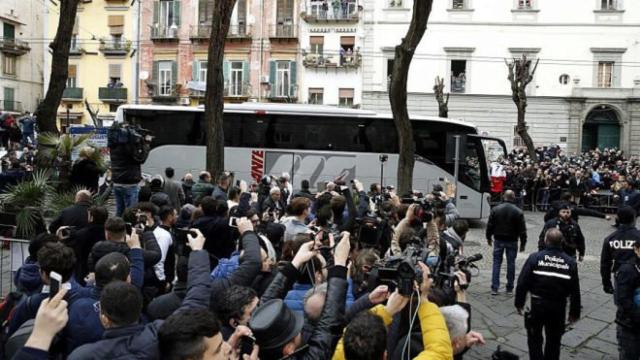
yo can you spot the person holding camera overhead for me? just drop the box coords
[486,190,527,296]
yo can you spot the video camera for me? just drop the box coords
[432,252,482,291]
[401,197,434,224]
[367,244,427,296]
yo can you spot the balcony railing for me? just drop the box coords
[69,42,84,55]
[0,37,30,56]
[99,87,128,102]
[303,1,359,22]
[269,24,297,39]
[99,40,131,56]
[62,87,84,101]
[190,24,252,40]
[224,81,252,98]
[151,25,180,40]
[303,51,361,68]
[267,86,298,101]
[450,75,466,93]
[0,100,23,113]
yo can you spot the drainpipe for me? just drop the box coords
[134,0,141,104]
[258,0,264,102]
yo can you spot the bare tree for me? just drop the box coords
[433,76,449,118]
[34,0,81,135]
[204,0,237,177]
[389,0,434,195]
[506,54,540,160]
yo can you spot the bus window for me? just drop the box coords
[462,140,482,192]
[241,116,269,148]
[127,110,204,147]
[365,119,398,153]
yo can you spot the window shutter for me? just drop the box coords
[152,61,159,95]
[198,0,207,23]
[68,65,77,78]
[223,61,230,83]
[242,60,249,84]
[153,1,159,25]
[269,61,276,94]
[340,36,355,46]
[339,88,354,98]
[171,61,178,90]
[289,61,297,97]
[310,36,324,45]
[174,1,181,26]
[108,15,125,35]
[109,64,122,79]
[192,60,199,81]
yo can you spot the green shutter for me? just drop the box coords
[269,61,276,96]
[223,61,230,83]
[152,61,159,96]
[192,60,199,81]
[174,1,181,26]
[153,2,159,25]
[289,61,297,97]
[242,61,249,84]
[171,61,178,92]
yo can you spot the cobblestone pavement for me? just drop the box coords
[462,211,619,359]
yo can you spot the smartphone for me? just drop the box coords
[240,335,255,356]
[60,226,75,238]
[49,271,62,299]
[229,217,239,228]
[126,223,133,236]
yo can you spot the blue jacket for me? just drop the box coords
[9,278,87,336]
[13,258,42,296]
[64,248,145,353]
[67,250,211,360]
[283,279,355,314]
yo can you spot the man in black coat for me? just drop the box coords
[486,190,527,295]
[65,206,109,285]
[49,190,92,233]
[600,206,640,294]
[192,197,235,268]
[539,205,586,261]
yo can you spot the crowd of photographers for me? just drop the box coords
[1,158,500,360]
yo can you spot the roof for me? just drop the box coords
[117,103,476,129]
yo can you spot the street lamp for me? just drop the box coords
[379,154,388,187]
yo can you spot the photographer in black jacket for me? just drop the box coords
[108,123,151,217]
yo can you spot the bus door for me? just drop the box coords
[466,135,508,217]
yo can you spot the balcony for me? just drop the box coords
[69,42,84,56]
[190,24,252,41]
[0,100,23,113]
[302,1,359,23]
[303,51,361,69]
[62,88,84,102]
[267,86,298,102]
[99,39,131,56]
[99,87,128,103]
[151,25,180,41]
[224,81,252,100]
[450,75,466,93]
[269,24,297,41]
[0,38,30,56]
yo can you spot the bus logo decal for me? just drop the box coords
[251,150,265,183]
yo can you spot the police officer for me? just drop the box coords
[614,239,640,360]
[601,206,640,295]
[538,204,586,261]
[515,228,581,360]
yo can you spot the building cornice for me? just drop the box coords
[365,20,640,27]
[444,47,476,53]
[590,47,627,54]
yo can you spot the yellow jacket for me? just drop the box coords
[332,301,453,360]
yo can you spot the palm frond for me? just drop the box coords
[15,208,39,238]
[46,185,87,217]
[37,132,63,147]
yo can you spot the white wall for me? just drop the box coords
[363,0,640,97]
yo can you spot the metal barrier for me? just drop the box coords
[0,237,30,300]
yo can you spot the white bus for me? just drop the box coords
[114,103,506,219]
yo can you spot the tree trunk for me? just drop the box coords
[433,76,449,118]
[34,0,81,135]
[204,0,237,177]
[506,56,539,161]
[389,0,433,196]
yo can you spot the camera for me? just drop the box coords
[379,154,389,163]
[432,252,483,291]
[368,244,426,296]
